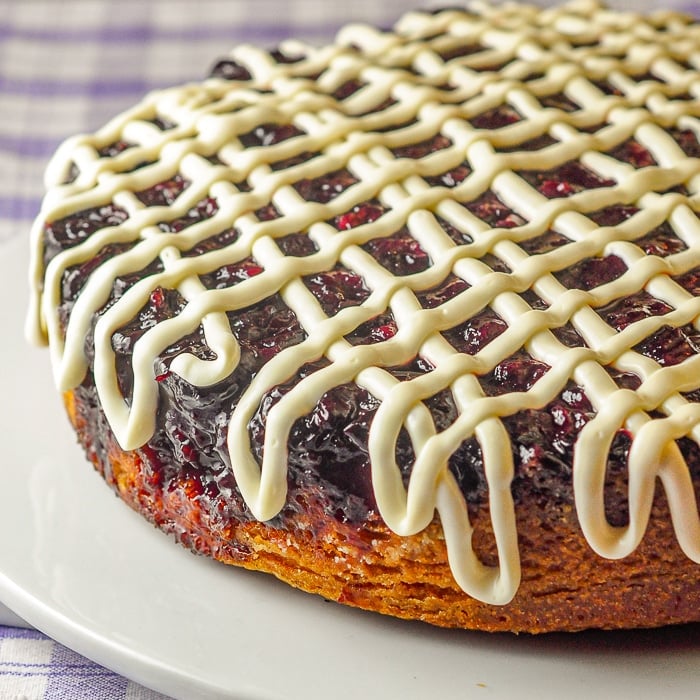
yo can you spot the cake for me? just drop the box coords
[26,0,700,633]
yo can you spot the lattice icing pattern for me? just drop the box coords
[27,0,700,604]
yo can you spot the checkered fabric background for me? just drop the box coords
[0,0,697,697]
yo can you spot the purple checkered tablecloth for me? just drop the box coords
[0,626,168,699]
[1,0,699,698]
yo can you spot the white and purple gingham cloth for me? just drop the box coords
[1,0,699,697]
[0,626,169,699]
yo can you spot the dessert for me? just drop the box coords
[27,0,700,632]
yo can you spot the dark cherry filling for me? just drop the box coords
[670,128,700,158]
[443,308,508,355]
[362,228,431,276]
[96,140,134,158]
[391,134,451,159]
[552,323,587,348]
[346,312,397,345]
[470,105,521,129]
[331,79,366,101]
[199,257,264,290]
[149,116,177,132]
[239,123,304,148]
[462,191,526,228]
[555,254,627,290]
[209,58,252,81]
[635,324,700,366]
[592,79,623,96]
[438,216,473,245]
[43,203,129,266]
[293,168,358,203]
[58,241,143,335]
[255,202,281,222]
[103,259,166,320]
[673,267,700,295]
[478,351,550,396]
[415,275,470,308]
[61,242,135,304]
[520,161,615,198]
[424,162,471,188]
[182,227,240,257]
[608,139,656,168]
[586,203,690,252]
[158,197,219,233]
[359,97,399,118]
[636,224,687,257]
[286,383,381,519]
[228,294,307,368]
[269,47,306,65]
[588,204,639,227]
[333,200,386,230]
[276,232,318,257]
[519,229,571,255]
[136,174,190,207]
[270,151,319,172]
[498,134,557,153]
[112,287,187,398]
[304,266,371,316]
[597,291,672,330]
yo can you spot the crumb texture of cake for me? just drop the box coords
[28,0,700,631]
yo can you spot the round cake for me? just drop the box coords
[27,0,700,633]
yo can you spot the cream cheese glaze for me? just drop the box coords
[27,0,700,604]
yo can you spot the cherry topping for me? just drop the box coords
[136,174,190,207]
[462,191,525,228]
[158,197,219,233]
[304,267,371,316]
[293,169,359,204]
[331,79,365,100]
[334,201,385,230]
[209,59,252,81]
[608,139,656,168]
[443,308,508,355]
[362,229,431,276]
[479,352,550,396]
[670,128,700,158]
[200,258,264,290]
[97,140,134,158]
[555,255,627,290]
[239,123,304,148]
[415,275,469,308]
[392,134,451,159]
[598,291,672,331]
[43,203,129,265]
[470,105,521,129]
[521,161,615,198]
[277,233,318,257]
[346,312,398,345]
[424,162,471,188]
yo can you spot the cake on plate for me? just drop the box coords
[27,0,700,632]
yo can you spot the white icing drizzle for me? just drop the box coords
[27,0,700,605]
